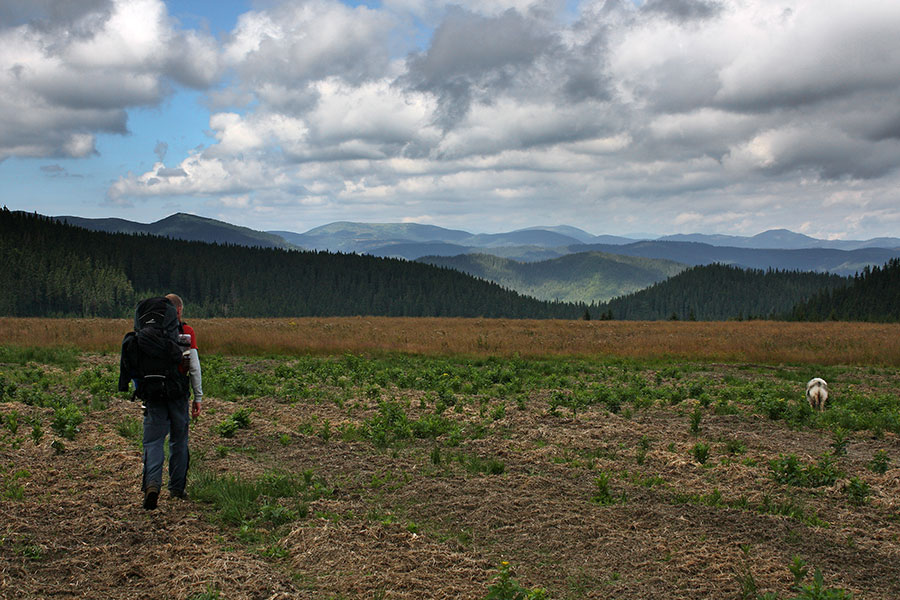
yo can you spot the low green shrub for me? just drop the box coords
[868,450,890,474]
[770,454,842,488]
[482,562,548,600]
[51,405,83,440]
[691,442,710,464]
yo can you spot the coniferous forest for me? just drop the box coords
[597,263,849,321]
[791,258,900,321]
[0,209,592,319]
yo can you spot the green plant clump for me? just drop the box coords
[591,472,625,505]
[482,562,548,600]
[691,442,710,464]
[868,450,890,474]
[51,405,83,440]
[769,454,842,488]
[844,477,870,506]
[215,407,253,438]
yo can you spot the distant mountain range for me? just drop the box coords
[48,212,900,302]
[658,229,900,251]
[570,241,899,277]
[271,221,633,255]
[57,213,295,249]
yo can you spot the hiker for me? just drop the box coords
[119,294,203,509]
[144,293,203,508]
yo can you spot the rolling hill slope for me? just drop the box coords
[418,251,687,303]
[571,241,900,276]
[56,213,296,249]
[598,263,849,320]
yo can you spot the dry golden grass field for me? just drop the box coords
[1,318,899,599]
[2,317,900,364]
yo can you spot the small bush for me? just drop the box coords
[3,410,20,434]
[230,406,252,428]
[215,418,239,438]
[868,450,890,475]
[30,421,43,445]
[482,562,548,600]
[691,442,710,464]
[458,452,505,475]
[214,407,253,438]
[725,438,747,455]
[364,400,412,448]
[844,477,870,506]
[591,471,624,505]
[689,405,703,435]
[830,429,849,457]
[51,405,83,440]
[770,454,842,488]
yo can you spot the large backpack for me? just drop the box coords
[118,297,189,403]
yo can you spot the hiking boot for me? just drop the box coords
[170,489,188,500]
[143,486,159,510]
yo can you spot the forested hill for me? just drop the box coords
[0,209,591,319]
[56,212,296,249]
[597,263,848,321]
[791,258,900,321]
[418,252,686,303]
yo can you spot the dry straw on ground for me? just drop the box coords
[2,317,898,364]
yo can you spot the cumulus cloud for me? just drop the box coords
[101,0,900,236]
[224,1,394,86]
[0,0,220,159]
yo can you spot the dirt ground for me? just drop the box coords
[2,353,899,600]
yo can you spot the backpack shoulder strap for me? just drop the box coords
[118,331,137,393]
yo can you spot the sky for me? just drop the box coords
[2,0,900,239]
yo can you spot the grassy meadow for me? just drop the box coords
[3,317,900,364]
[1,318,899,599]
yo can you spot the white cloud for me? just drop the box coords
[224,1,394,85]
[0,0,220,159]
[15,0,896,238]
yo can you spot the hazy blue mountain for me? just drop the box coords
[273,221,584,253]
[371,242,568,262]
[418,251,687,303]
[56,213,296,249]
[372,242,474,260]
[272,221,473,252]
[463,230,583,248]
[658,228,900,250]
[513,225,640,244]
[50,213,900,275]
[658,233,751,246]
[571,241,900,275]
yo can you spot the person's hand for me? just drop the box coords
[191,400,202,419]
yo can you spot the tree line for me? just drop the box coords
[791,258,900,321]
[0,208,592,319]
[595,263,850,321]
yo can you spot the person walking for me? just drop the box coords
[140,293,203,509]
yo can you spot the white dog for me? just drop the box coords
[806,378,829,411]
